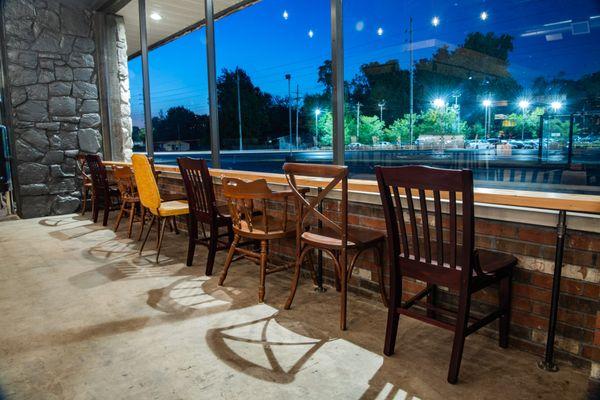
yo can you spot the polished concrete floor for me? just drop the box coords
[0,214,588,399]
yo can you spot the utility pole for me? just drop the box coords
[356,102,361,138]
[295,84,300,149]
[236,68,243,151]
[286,74,292,152]
[409,16,414,146]
[378,100,386,121]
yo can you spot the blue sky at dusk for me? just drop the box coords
[129,0,600,126]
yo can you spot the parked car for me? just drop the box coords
[374,141,393,149]
[347,142,363,150]
[467,140,494,149]
[507,140,524,149]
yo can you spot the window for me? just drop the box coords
[343,0,600,193]
[215,0,332,172]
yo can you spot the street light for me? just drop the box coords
[282,10,288,20]
[285,74,292,152]
[377,27,384,36]
[432,98,446,109]
[432,16,440,27]
[482,98,492,139]
[518,99,530,141]
[550,101,562,113]
[314,108,321,147]
[378,100,386,120]
[480,11,488,21]
[308,29,314,38]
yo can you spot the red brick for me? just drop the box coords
[518,226,555,245]
[513,282,552,303]
[512,310,548,330]
[582,345,600,362]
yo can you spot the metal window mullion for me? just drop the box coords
[330,0,344,165]
[205,0,220,168]
[138,0,154,157]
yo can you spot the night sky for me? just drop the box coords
[129,0,600,126]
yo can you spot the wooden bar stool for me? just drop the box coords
[375,165,516,384]
[132,154,189,263]
[85,154,120,226]
[218,177,298,303]
[177,157,234,274]
[283,163,387,330]
[112,165,141,238]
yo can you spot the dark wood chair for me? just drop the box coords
[283,163,387,331]
[218,177,297,303]
[112,165,141,238]
[375,165,517,384]
[76,154,93,215]
[85,154,120,226]
[177,157,233,275]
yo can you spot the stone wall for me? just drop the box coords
[110,14,132,161]
[2,0,101,217]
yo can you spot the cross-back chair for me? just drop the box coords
[177,157,233,274]
[132,154,189,263]
[85,154,120,226]
[375,165,517,384]
[283,163,387,331]
[219,177,297,303]
[76,154,93,216]
[112,165,141,238]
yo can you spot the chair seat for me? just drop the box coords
[302,225,385,249]
[158,200,189,217]
[476,249,517,275]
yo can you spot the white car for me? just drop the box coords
[467,140,494,149]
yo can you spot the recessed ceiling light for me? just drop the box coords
[377,27,384,36]
[282,10,288,20]
[150,12,162,21]
[308,29,314,38]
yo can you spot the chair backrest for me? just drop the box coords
[112,165,136,200]
[375,165,475,285]
[177,157,217,222]
[283,163,348,247]
[85,154,109,192]
[131,154,161,212]
[222,177,289,235]
[76,154,91,183]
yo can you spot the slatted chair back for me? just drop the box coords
[283,163,348,246]
[177,157,217,224]
[222,177,290,236]
[112,165,136,200]
[85,154,109,192]
[131,154,161,212]
[375,165,476,287]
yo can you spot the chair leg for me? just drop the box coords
[384,275,402,356]
[92,194,99,223]
[427,284,437,319]
[499,272,513,348]
[206,224,218,276]
[137,207,146,241]
[127,202,136,238]
[140,214,155,255]
[285,242,310,310]
[156,217,168,263]
[186,215,197,267]
[219,234,240,286]
[81,187,87,216]
[339,252,348,331]
[172,218,179,234]
[102,197,110,227]
[258,240,268,303]
[448,291,471,384]
[113,201,126,232]
[375,244,388,307]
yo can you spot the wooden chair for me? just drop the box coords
[112,165,140,238]
[218,177,297,303]
[85,154,120,226]
[131,154,189,263]
[283,163,387,331]
[177,157,233,274]
[375,165,517,384]
[76,154,93,216]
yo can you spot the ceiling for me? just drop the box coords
[116,0,258,57]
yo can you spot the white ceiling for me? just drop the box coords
[117,0,258,57]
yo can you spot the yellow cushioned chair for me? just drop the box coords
[132,154,189,262]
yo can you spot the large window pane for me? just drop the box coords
[343,0,600,193]
[215,0,332,173]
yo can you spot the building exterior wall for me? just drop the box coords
[2,0,101,217]
[157,172,600,387]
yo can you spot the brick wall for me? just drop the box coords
[158,173,600,376]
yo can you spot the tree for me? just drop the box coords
[152,106,210,150]
[317,60,333,94]
[357,115,385,145]
[463,32,514,62]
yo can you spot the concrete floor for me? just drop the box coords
[0,214,588,400]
